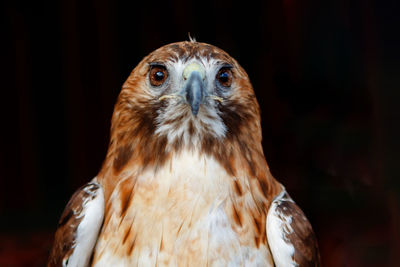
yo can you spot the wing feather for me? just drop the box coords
[266,189,320,267]
[48,178,104,267]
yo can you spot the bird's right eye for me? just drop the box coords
[149,65,168,87]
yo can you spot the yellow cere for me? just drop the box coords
[183,62,206,81]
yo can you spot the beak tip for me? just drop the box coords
[191,105,200,116]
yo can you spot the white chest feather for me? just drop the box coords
[93,150,273,267]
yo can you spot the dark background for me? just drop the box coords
[1,0,399,266]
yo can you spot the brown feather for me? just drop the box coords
[275,193,321,266]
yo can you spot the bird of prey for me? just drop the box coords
[48,40,320,267]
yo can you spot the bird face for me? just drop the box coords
[119,41,260,146]
[112,41,262,170]
[151,60,227,116]
[148,56,235,144]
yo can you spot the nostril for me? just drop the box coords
[185,87,192,103]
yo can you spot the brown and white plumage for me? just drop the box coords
[48,41,320,266]
[48,179,104,267]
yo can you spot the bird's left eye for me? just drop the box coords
[149,65,168,87]
[216,67,233,87]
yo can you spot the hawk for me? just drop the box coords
[48,41,320,266]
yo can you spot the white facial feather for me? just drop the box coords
[154,57,228,146]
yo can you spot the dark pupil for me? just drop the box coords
[155,71,164,81]
[219,71,229,83]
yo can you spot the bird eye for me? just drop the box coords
[216,67,233,87]
[149,65,168,87]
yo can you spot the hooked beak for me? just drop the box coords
[184,71,205,116]
[158,62,223,114]
[182,63,206,116]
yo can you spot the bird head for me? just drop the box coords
[108,41,265,174]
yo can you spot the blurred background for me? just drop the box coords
[1,0,399,266]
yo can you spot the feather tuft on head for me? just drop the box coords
[188,32,196,42]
